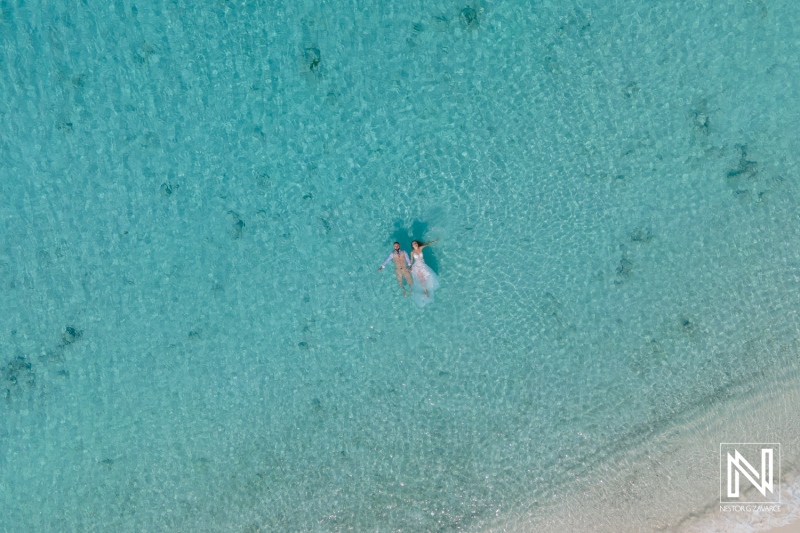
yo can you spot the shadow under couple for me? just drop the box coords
[378,239,440,307]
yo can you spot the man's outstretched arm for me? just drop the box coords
[378,253,394,271]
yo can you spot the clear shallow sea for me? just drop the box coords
[1,0,800,531]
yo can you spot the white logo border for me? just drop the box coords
[720,442,781,504]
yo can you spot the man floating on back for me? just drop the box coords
[378,242,413,297]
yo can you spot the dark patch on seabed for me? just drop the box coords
[228,210,246,240]
[61,325,82,347]
[615,251,633,283]
[460,6,479,30]
[3,356,35,401]
[722,144,786,205]
[304,47,321,73]
[726,144,758,184]
[5,325,83,403]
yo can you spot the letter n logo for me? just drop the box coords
[720,443,781,503]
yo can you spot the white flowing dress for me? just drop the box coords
[410,251,440,307]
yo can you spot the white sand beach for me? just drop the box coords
[490,370,800,533]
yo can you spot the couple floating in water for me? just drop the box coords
[378,239,440,307]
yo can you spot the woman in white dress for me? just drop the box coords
[410,238,440,307]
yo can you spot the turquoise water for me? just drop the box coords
[2,0,800,531]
